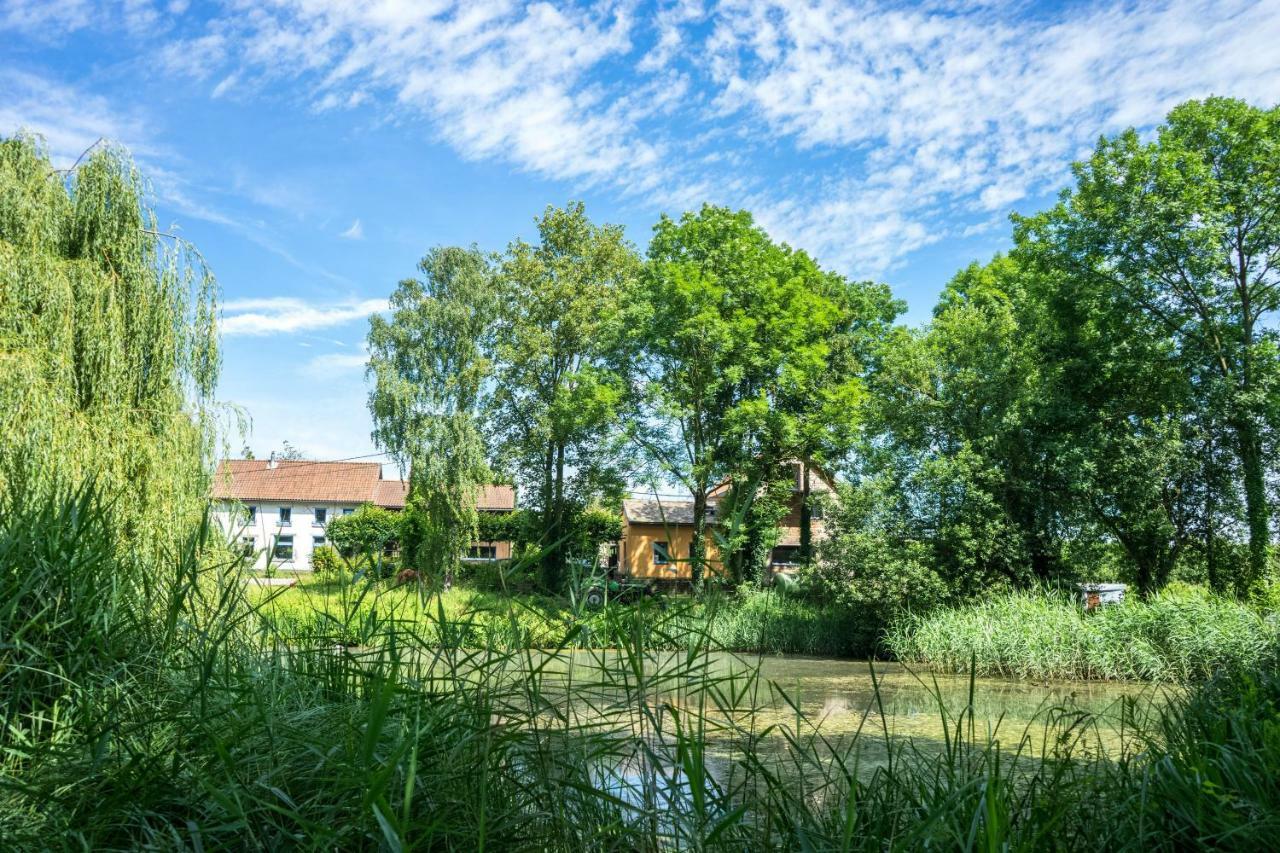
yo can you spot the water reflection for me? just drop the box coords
[541,650,1164,760]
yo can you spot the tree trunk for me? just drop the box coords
[1235,416,1270,595]
[798,463,812,568]
[1205,481,1221,594]
[540,443,558,591]
[690,489,707,591]
[552,441,566,587]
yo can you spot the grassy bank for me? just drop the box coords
[7,492,1280,847]
[249,575,877,657]
[886,587,1280,682]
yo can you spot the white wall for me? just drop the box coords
[214,500,358,570]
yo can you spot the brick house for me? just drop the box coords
[211,458,515,571]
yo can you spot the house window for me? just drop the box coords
[342,507,355,515]
[245,505,257,523]
[273,535,294,560]
[314,507,327,525]
[278,507,292,525]
[771,546,801,566]
[313,535,325,548]
[653,541,671,565]
[238,536,255,558]
[466,545,497,561]
[809,501,826,520]
[604,542,619,570]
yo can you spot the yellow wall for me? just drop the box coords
[619,523,722,580]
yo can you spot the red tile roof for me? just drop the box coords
[212,460,514,511]
[477,484,516,511]
[372,478,409,509]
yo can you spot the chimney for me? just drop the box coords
[267,451,278,470]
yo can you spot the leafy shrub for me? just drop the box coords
[475,508,533,544]
[309,544,343,577]
[810,480,953,617]
[326,504,400,557]
[569,506,623,557]
[464,558,538,593]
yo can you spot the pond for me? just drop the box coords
[530,650,1167,763]
[497,650,1171,820]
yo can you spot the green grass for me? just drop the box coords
[248,575,875,657]
[886,586,1280,682]
[5,487,1279,849]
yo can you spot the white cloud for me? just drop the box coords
[221,297,388,336]
[210,74,237,98]
[701,0,1280,274]
[25,0,1279,281]
[339,218,363,239]
[1,0,177,40]
[0,0,93,33]
[301,349,368,378]
[0,69,146,165]
[153,0,1280,279]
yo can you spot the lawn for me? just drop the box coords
[246,573,877,657]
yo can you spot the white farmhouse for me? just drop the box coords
[211,458,515,570]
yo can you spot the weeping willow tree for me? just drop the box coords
[368,246,497,584]
[0,136,219,554]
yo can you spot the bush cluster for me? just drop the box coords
[309,544,343,576]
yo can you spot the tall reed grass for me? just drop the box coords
[4,487,1277,849]
[886,587,1279,682]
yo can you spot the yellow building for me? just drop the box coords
[614,461,836,584]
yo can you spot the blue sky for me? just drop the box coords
[4,0,1280,465]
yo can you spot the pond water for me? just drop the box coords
[511,650,1170,818]
[537,650,1166,762]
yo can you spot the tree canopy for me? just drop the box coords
[0,137,219,555]
[367,245,498,581]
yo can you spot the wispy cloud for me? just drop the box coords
[339,218,363,239]
[703,0,1280,273]
[0,69,146,165]
[222,297,387,336]
[150,0,1280,279]
[0,0,93,35]
[301,349,368,378]
[14,0,1280,281]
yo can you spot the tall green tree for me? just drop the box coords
[0,137,218,554]
[859,257,1056,594]
[1021,251,1201,596]
[859,252,1205,598]
[1017,97,1280,594]
[488,203,639,592]
[624,205,897,588]
[367,246,498,583]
